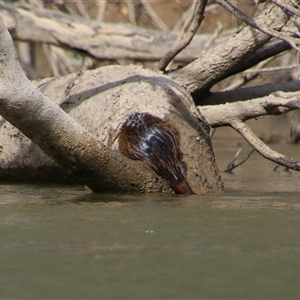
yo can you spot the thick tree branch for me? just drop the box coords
[271,0,300,18]
[169,2,289,100]
[189,40,290,105]
[201,90,300,127]
[201,89,300,171]
[221,40,290,79]
[190,40,290,102]
[203,80,300,105]
[1,3,217,62]
[215,0,300,52]
[157,0,208,71]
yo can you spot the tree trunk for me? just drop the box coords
[0,15,223,194]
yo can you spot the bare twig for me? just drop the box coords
[225,148,241,172]
[229,119,300,171]
[157,0,208,71]
[223,61,298,91]
[173,3,218,32]
[96,0,107,21]
[139,0,168,31]
[281,26,300,39]
[291,0,300,9]
[203,80,300,105]
[172,2,196,32]
[200,21,223,55]
[127,0,137,25]
[225,148,255,173]
[74,0,90,19]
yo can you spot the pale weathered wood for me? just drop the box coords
[0,65,224,194]
[1,3,224,62]
[0,12,223,193]
[169,3,290,99]
[0,14,168,193]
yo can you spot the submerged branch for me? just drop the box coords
[225,148,255,173]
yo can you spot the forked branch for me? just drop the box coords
[225,148,255,173]
[201,90,300,171]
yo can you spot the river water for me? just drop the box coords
[1,125,300,299]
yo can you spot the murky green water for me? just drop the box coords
[1,131,300,299]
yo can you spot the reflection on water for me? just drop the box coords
[1,141,300,299]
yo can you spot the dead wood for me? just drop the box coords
[1,3,226,62]
[201,90,300,127]
[1,1,300,192]
[0,12,223,194]
[229,118,300,171]
[224,149,255,173]
[215,0,300,52]
[168,2,290,100]
[200,90,300,171]
[0,66,224,194]
[203,80,300,105]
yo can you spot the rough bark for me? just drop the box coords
[0,66,224,194]
[0,14,223,194]
[0,14,166,193]
[168,3,289,100]
[201,90,300,127]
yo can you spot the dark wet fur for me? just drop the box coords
[118,112,194,194]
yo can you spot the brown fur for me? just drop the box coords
[118,112,194,195]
